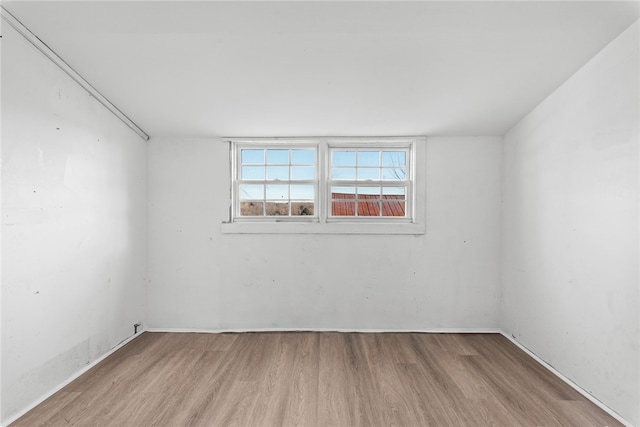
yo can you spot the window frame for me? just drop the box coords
[233,142,320,222]
[327,142,413,223]
[223,136,426,235]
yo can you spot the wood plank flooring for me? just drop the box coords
[11,332,623,427]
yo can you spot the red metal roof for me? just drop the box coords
[331,193,405,217]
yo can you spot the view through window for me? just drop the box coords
[330,149,408,217]
[231,138,416,223]
[238,147,316,217]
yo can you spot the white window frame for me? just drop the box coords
[232,142,320,222]
[326,142,413,223]
[221,136,426,235]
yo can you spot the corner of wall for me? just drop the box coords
[497,20,639,426]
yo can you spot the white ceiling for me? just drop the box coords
[4,1,639,138]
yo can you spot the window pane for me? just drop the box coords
[332,201,355,216]
[265,202,289,216]
[358,151,380,167]
[291,185,314,200]
[292,149,315,165]
[382,201,405,216]
[292,202,314,216]
[266,149,289,165]
[382,151,406,166]
[332,167,356,180]
[357,200,380,216]
[240,201,264,216]
[266,184,288,200]
[332,186,356,199]
[382,186,406,197]
[291,166,314,180]
[357,168,380,181]
[357,186,380,196]
[241,166,265,180]
[239,184,263,200]
[332,151,356,166]
[382,167,406,180]
[382,187,405,216]
[266,166,289,180]
[241,149,264,164]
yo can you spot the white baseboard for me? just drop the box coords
[500,332,633,427]
[2,329,145,427]
[145,327,503,334]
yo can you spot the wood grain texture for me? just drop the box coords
[10,332,624,427]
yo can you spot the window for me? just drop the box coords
[237,147,317,217]
[224,137,425,234]
[330,148,410,218]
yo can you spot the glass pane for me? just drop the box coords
[382,167,406,180]
[291,166,314,180]
[332,151,356,166]
[239,184,263,200]
[292,149,315,165]
[266,149,289,165]
[266,184,288,200]
[331,186,356,199]
[291,185,314,200]
[382,201,405,216]
[382,151,406,166]
[332,201,355,216]
[241,149,264,164]
[357,168,380,181]
[266,166,289,180]
[357,186,380,196]
[241,166,265,180]
[240,201,264,216]
[332,167,356,180]
[382,186,406,197]
[265,202,289,216]
[358,151,380,167]
[357,200,380,216]
[291,202,314,216]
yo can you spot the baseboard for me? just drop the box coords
[2,329,146,427]
[500,332,633,427]
[145,327,503,334]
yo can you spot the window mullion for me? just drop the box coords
[318,141,328,224]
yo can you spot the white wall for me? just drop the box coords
[1,24,147,423]
[501,21,639,425]
[147,136,502,331]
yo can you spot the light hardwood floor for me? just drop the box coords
[11,332,623,426]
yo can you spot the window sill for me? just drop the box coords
[220,221,425,235]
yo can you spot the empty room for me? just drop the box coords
[1,1,638,426]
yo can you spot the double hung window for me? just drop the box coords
[329,148,409,218]
[237,146,317,218]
